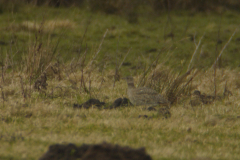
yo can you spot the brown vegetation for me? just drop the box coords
[0,0,240,13]
[0,3,239,159]
[39,142,152,160]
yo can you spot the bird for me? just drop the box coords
[123,76,170,108]
[190,90,202,107]
[190,90,221,107]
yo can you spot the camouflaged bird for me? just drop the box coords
[190,90,223,107]
[123,76,170,108]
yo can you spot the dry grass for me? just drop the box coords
[0,7,240,159]
[20,20,76,32]
[0,60,240,159]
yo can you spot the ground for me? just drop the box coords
[0,5,240,160]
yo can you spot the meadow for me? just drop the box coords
[0,4,240,160]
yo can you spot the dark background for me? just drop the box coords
[1,0,240,14]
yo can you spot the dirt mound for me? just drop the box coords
[73,98,132,109]
[39,142,152,160]
[73,99,105,109]
[109,97,132,109]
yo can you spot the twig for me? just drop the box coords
[188,33,204,71]
[138,46,168,86]
[1,63,4,84]
[0,86,4,106]
[88,29,108,67]
[79,15,92,54]
[118,47,131,70]
[29,75,31,99]
[193,32,197,46]
[113,36,120,88]
[99,71,105,90]
[88,72,92,98]
[19,76,26,100]
[213,14,223,97]
[80,46,88,93]
[182,17,191,37]
[163,0,174,40]
[223,81,233,98]
[212,28,238,68]
[51,87,53,99]
[113,47,131,88]
[183,69,199,88]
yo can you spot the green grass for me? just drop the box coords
[0,4,240,160]
[0,6,240,72]
[1,98,240,159]
[1,69,240,160]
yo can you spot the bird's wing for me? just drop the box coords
[136,87,159,95]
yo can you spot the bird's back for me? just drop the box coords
[128,87,169,106]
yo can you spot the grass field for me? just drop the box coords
[0,5,240,160]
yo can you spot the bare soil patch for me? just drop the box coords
[39,142,152,160]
